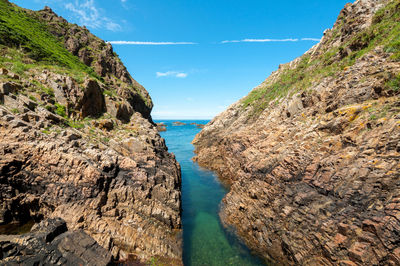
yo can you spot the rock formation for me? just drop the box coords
[193,0,400,265]
[190,122,205,129]
[35,5,153,120]
[156,122,167,132]
[0,0,181,264]
[172,121,186,126]
[0,218,112,265]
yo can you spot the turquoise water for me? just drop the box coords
[157,120,264,266]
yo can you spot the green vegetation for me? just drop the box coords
[11,108,19,114]
[28,95,37,102]
[67,120,85,129]
[43,86,54,97]
[0,0,152,140]
[29,79,55,97]
[369,114,377,120]
[103,89,114,97]
[149,257,161,266]
[242,55,311,113]
[11,61,29,75]
[241,0,400,115]
[41,126,52,134]
[367,102,396,121]
[385,73,400,92]
[0,0,98,80]
[54,102,67,117]
[137,89,152,108]
[44,105,53,112]
[41,129,51,134]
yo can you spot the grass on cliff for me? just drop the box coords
[385,73,400,92]
[0,0,98,79]
[242,0,400,115]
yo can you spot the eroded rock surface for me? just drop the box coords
[0,218,112,265]
[0,109,182,263]
[0,1,181,264]
[34,6,153,119]
[193,0,400,265]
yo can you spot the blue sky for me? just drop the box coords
[12,0,350,119]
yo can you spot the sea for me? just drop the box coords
[156,120,264,266]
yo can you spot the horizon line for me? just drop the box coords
[221,37,321,43]
[153,117,213,120]
[108,38,321,46]
[108,41,197,45]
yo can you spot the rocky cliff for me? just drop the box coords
[0,0,181,265]
[193,0,400,265]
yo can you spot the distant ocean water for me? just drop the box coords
[157,120,264,266]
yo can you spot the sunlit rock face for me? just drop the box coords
[0,1,182,265]
[193,0,400,264]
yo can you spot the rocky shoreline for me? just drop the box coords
[193,0,400,265]
[0,1,182,265]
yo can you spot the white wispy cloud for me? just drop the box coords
[108,41,197,45]
[106,21,122,31]
[221,38,298,43]
[156,71,188,78]
[65,0,121,31]
[221,38,321,44]
[301,38,321,41]
[176,73,188,78]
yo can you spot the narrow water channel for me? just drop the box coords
[157,120,264,266]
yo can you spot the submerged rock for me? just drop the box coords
[156,122,167,132]
[172,121,186,126]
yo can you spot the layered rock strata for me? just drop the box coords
[0,1,181,264]
[193,0,400,265]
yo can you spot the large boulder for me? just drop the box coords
[0,218,112,265]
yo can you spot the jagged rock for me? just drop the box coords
[193,0,400,265]
[156,123,167,132]
[117,87,152,120]
[0,68,8,75]
[190,122,205,129]
[286,93,303,117]
[18,95,38,111]
[78,48,93,66]
[3,95,29,113]
[65,37,80,55]
[1,99,182,265]
[116,101,134,123]
[0,1,182,264]
[98,119,114,131]
[0,218,112,265]
[35,5,153,117]
[37,107,66,124]
[0,82,21,95]
[50,79,68,106]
